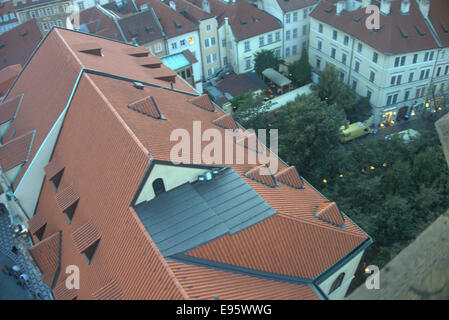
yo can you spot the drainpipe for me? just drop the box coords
[347,35,356,86]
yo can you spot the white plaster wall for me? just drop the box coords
[13,108,67,221]
[135,164,210,205]
[318,249,365,300]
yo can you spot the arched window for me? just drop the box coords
[152,178,166,196]
[329,272,345,295]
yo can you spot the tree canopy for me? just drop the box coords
[289,49,312,87]
[253,49,282,75]
[230,91,271,130]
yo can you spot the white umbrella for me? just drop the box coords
[12,265,20,272]
[20,274,29,281]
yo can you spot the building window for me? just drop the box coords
[57,20,63,27]
[275,48,281,58]
[413,54,418,64]
[244,41,250,52]
[342,53,347,65]
[245,58,251,70]
[46,7,52,16]
[436,67,442,77]
[275,31,280,42]
[369,71,376,83]
[293,28,298,39]
[78,2,85,10]
[286,13,291,24]
[404,90,410,101]
[38,9,44,17]
[20,13,27,22]
[286,47,291,57]
[329,273,345,294]
[332,30,337,40]
[373,52,378,63]
[339,72,345,81]
[408,72,414,82]
[316,57,321,69]
[152,178,166,196]
[180,39,186,47]
[83,239,100,265]
[292,45,297,55]
[42,22,49,31]
[259,36,264,47]
[210,37,216,46]
[367,90,372,102]
[344,35,349,46]
[223,56,228,65]
[171,42,177,50]
[318,23,323,33]
[352,79,357,90]
[429,51,434,61]
[317,39,322,51]
[293,11,298,22]
[354,61,360,73]
[303,9,307,19]
[268,33,273,44]
[222,39,226,47]
[53,6,59,14]
[286,30,290,41]
[357,43,362,53]
[302,24,307,35]
[445,65,449,75]
[204,38,210,48]
[206,24,211,31]
[331,47,336,59]
[424,52,429,62]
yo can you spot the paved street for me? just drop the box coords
[0,210,52,300]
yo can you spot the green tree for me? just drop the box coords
[230,91,271,129]
[253,49,282,75]
[275,93,345,174]
[289,49,311,86]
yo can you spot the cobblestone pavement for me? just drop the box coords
[0,211,52,300]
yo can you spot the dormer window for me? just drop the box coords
[50,169,64,191]
[153,178,166,196]
[83,239,100,265]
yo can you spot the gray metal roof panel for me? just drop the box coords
[135,168,277,257]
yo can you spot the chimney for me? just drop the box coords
[400,0,410,14]
[380,0,391,15]
[417,0,430,18]
[336,0,345,15]
[360,0,371,8]
[202,0,211,14]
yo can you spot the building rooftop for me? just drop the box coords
[276,0,319,12]
[310,0,439,55]
[0,1,18,27]
[0,19,42,70]
[2,28,370,299]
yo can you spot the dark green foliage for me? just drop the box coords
[289,49,312,87]
[253,49,282,75]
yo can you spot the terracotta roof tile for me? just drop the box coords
[72,220,101,253]
[27,213,46,235]
[276,0,318,12]
[29,232,61,287]
[52,280,78,300]
[244,164,278,188]
[168,260,319,300]
[212,113,238,130]
[315,202,345,227]
[136,56,163,68]
[428,0,449,47]
[128,96,163,119]
[188,94,215,112]
[310,0,438,54]
[0,64,21,96]
[0,19,42,70]
[0,94,20,125]
[77,7,124,42]
[117,9,165,45]
[92,280,124,300]
[0,130,33,171]
[275,166,304,189]
[55,185,79,212]
[44,156,65,181]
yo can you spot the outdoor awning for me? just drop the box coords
[262,68,291,87]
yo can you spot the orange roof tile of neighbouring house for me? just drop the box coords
[0,131,33,172]
[29,231,61,287]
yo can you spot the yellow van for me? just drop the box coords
[339,122,371,143]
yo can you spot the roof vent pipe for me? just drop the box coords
[205,172,212,181]
[417,0,430,18]
[336,1,345,16]
[133,82,144,89]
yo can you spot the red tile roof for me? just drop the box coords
[276,0,318,12]
[0,131,33,171]
[8,28,370,299]
[310,0,439,54]
[44,156,65,181]
[0,94,20,125]
[0,64,21,97]
[212,113,238,129]
[55,185,79,212]
[29,232,61,286]
[0,1,18,27]
[188,94,215,112]
[0,19,42,70]
[315,201,345,227]
[275,165,304,189]
[244,164,278,188]
[52,280,78,300]
[92,280,124,300]
[203,0,282,41]
[135,0,197,38]
[78,7,124,42]
[28,212,46,234]
[128,96,163,119]
[428,0,449,47]
[167,260,320,300]
[72,220,101,253]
